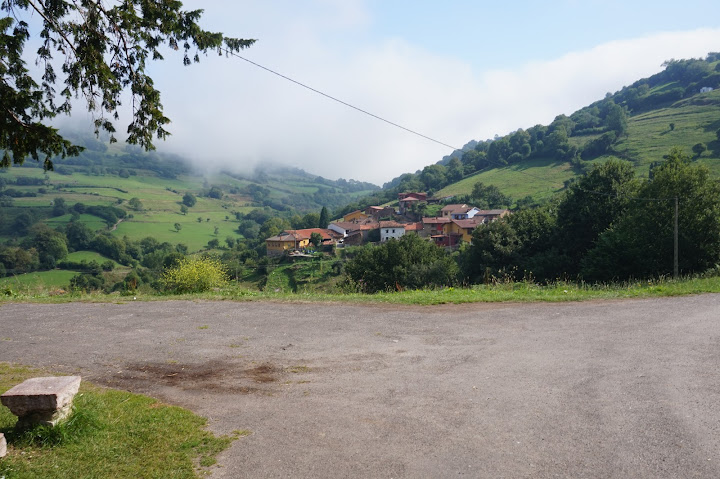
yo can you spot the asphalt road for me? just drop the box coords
[1,295,719,478]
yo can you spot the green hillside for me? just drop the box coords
[351,53,720,211]
[0,148,378,251]
[435,88,720,201]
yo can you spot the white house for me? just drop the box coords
[700,86,714,93]
[380,221,406,242]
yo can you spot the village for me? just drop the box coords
[265,191,510,256]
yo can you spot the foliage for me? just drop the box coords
[692,142,707,157]
[309,232,323,247]
[0,1,254,168]
[318,206,329,228]
[182,192,196,207]
[161,256,228,293]
[582,148,720,280]
[344,234,458,293]
[554,159,639,272]
[470,182,511,208]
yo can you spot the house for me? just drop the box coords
[365,206,395,219]
[343,210,369,223]
[398,192,427,214]
[398,192,427,201]
[451,206,481,220]
[474,209,510,223]
[329,220,380,245]
[700,86,714,93]
[380,221,406,242]
[421,217,451,237]
[440,204,471,218]
[266,228,342,256]
[440,218,486,245]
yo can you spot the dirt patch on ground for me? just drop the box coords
[105,359,284,395]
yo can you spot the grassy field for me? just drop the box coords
[437,157,575,202]
[613,89,720,177]
[64,251,119,265]
[3,273,718,305]
[0,363,239,478]
[0,270,77,291]
[1,162,377,254]
[432,90,720,201]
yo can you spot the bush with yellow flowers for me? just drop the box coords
[161,256,228,294]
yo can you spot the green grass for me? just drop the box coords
[0,270,76,291]
[45,214,109,232]
[0,363,238,478]
[64,251,119,265]
[3,273,719,305]
[436,157,575,202]
[613,89,720,176]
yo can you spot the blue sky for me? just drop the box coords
[55,1,720,184]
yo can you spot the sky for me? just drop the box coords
[63,1,720,184]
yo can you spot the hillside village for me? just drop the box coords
[266,191,509,256]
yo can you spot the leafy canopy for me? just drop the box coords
[1,1,254,169]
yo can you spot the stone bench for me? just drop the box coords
[1,376,81,428]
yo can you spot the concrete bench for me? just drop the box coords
[1,376,81,428]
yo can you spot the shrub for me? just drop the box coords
[161,257,228,294]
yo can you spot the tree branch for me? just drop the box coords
[25,0,78,56]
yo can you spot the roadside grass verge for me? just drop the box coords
[2,274,719,305]
[0,363,237,479]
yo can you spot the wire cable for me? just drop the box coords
[221,48,575,190]
[220,48,679,203]
[221,48,458,151]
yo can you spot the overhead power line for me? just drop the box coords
[220,48,570,188]
[220,48,680,204]
[221,48,459,151]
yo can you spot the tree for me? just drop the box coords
[318,206,329,229]
[208,186,223,199]
[214,226,219,235]
[446,157,464,183]
[1,2,254,169]
[461,220,520,283]
[692,143,707,158]
[30,223,68,268]
[555,159,638,273]
[309,232,323,248]
[583,147,720,280]
[606,102,628,136]
[174,223,182,233]
[183,193,197,207]
[65,220,94,251]
[52,197,67,217]
[471,182,511,209]
[669,123,675,131]
[344,234,458,293]
[180,205,188,215]
[128,197,143,210]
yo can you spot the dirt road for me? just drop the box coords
[1,296,719,478]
